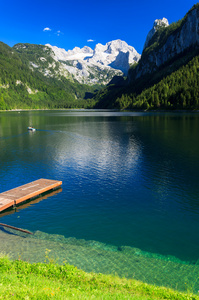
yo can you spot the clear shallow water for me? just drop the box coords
[1,110,199,292]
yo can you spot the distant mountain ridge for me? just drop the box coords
[45,40,141,84]
[13,40,140,86]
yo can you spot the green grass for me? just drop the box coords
[0,254,198,300]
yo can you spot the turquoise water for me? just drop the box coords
[1,110,199,292]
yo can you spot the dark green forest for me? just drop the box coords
[0,42,97,110]
[94,51,199,110]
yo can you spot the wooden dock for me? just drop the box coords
[0,179,62,213]
[0,188,62,217]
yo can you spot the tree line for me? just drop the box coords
[115,55,199,110]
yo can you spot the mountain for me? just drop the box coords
[0,42,98,110]
[0,38,140,110]
[131,4,199,80]
[94,3,199,110]
[13,40,140,86]
[42,40,140,85]
[0,4,198,111]
[143,18,169,50]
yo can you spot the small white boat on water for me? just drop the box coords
[27,126,36,132]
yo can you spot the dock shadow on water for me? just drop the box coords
[0,188,62,217]
[0,228,198,294]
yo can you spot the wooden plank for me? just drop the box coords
[0,198,14,212]
[0,179,62,212]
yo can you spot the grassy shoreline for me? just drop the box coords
[0,255,198,299]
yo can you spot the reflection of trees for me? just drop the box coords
[134,114,199,213]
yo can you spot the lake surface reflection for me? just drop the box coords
[1,110,199,291]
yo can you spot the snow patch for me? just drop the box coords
[30,62,39,68]
[26,86,38,94]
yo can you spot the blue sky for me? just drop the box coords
[0,0,197,54]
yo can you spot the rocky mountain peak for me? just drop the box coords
[105,39,131,53]
[132,5,199,80]
[144,17,169,50]
[154,17,169,28]
[46,44,93,61]
[45,39,140,84]
[82,46,93,53]
[88,39,140,74]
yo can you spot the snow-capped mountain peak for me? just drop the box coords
[46,44,93,61]
[90,39,140,70]
[44,40,140,84]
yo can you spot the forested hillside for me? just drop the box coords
[94,4,199,110]
[116,54,199,109]
[0,42,97,110]
[94,50,199,109]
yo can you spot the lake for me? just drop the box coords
[0,110,199,292]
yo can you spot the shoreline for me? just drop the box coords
[0,228,199,295]
[0,108,199,113]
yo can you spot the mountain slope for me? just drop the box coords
[130,3,199,81]
[94,3,199,110]
[0,42,97,110]
[12,40,140,87]
[0,38,140,110]
[117,54,199,110]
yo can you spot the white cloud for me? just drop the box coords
[87,39,95,42]
[43,27,52,32]
[56,30,63,36]
[43,27,63,36]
